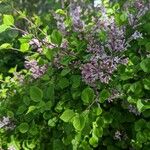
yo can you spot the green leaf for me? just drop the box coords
[73,114,85,131]
[93,126,103,138]
[8,66,17,73]
[30,86,43,102]
[0,24,9,33]
[120,12,127,22]
[61,68,71,76]
[98,30,107,41]
[3,14,14,26]
[134,119,146,132]
[130,82,142,94]
[92,107,102,116]
[137,99,144,112]
[25,140,36,149]
[99,89,110,103]
[0,43,12,49]
[55,9,66,15]
[18,122,29,133]
[51,30,62,46]
[58,78,69,89]
[145,42,150,52]
[60,109,75,122]
[46,84,55,101]
[17,105,26,115]
[81,87,95,105]
[26,106,36,114]
[23,96,30,106]
[18,34,32,43]
[89,135,98,147]
[71,75,81,88]
[48,117,57,127]
[143,78,150,90]
[20,43,30,52]
[140,58,150,73]
[44,48,53,60]
[103,113,113,124]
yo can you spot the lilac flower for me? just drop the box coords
[114,130,122,141]
[81,62,99,85]
[53,14,67,34]
[60,39,68,49]
[81,56,119,85]
[70,5,84,31]
[128,104,140,116]
[24,58,47,79]
[29,38,42,48]
[0,116,10,128]
[134,0,144,10]
[127,1,149,28]
[0,116,15,130]
[107,90,122,103]
[131,31,143,40]
[86,37,103,54]
[106,24,126,52]
[29,38,43,53]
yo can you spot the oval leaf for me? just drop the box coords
[30,86,43,102]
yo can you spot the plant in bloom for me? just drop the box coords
[0,0,150,149]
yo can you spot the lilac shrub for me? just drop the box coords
[0,0,150,150]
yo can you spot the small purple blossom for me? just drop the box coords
[81,62,99,85]
[107,90,122,103]
[132,31,143,40]
[127,1,149,28]
[70,5,84,31]
[0,116,15,130]
[29,38,44,53]
[53,14,67,34]
[134,0,144,10]
[24,58,47,79]
[60,39,68,49]
[114,130,122,141]
[81,56,120,85]
[128,104,140,116]
[106,24,126,52]
[29,38,42,48]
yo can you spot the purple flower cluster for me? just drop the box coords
[114,130,128,141]
[114,130,122,141]
[81,56,128,85]
[81,34,128,85]
[106,24,126,52]
[131,30,143,40]
[107,90,122,103]
[126,0,149,28]
[128,104,140,116]
[53,13,66,35]
[29,38,42,53]
[70,5,84,31]
[0,116,15,130]
[24,58,47,79]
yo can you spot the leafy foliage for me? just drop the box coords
[0,0,150,150]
